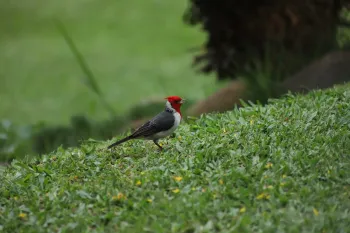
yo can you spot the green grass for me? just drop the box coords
[0,0,216,125]
[1,84,350,232]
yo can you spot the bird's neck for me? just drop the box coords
[165,101,182,117]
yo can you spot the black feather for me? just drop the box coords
[107,136,132,149]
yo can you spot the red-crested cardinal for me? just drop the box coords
[107,96,185,150]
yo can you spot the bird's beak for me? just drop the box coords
[180,99,185,104]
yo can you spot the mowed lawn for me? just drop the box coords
[0,0,215,125]
[1,84,349,232]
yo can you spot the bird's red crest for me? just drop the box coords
[164,96,184,115]
[165,96,182,102]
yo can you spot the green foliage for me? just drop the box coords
[31,115,128,156]
[237,50,285,104]
[338,8,350,49]
[0,115,129,163]
[1,84,349,232]
[0,120,32,162]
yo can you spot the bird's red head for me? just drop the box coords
[165,96,185,115]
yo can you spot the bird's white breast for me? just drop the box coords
[152,112,181,139]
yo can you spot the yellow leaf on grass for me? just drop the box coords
[256,192,270,200]
[18,213,27,219]
[173,176,183,182]
[112,193,126,201]
[172,188,180,194]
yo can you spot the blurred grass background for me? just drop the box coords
[0,0,219,125]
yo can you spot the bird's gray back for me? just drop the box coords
[130,111,175,138]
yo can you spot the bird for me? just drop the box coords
[107,96,185,150]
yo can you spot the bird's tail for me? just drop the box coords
[107,136,132,149]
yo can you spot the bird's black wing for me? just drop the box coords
[131,111,175,138]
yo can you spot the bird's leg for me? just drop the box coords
[153,140,163,150]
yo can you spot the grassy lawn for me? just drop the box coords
[1,84,349,232]
[0,0,215,125]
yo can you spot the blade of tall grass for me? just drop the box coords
[54,19,116,117]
